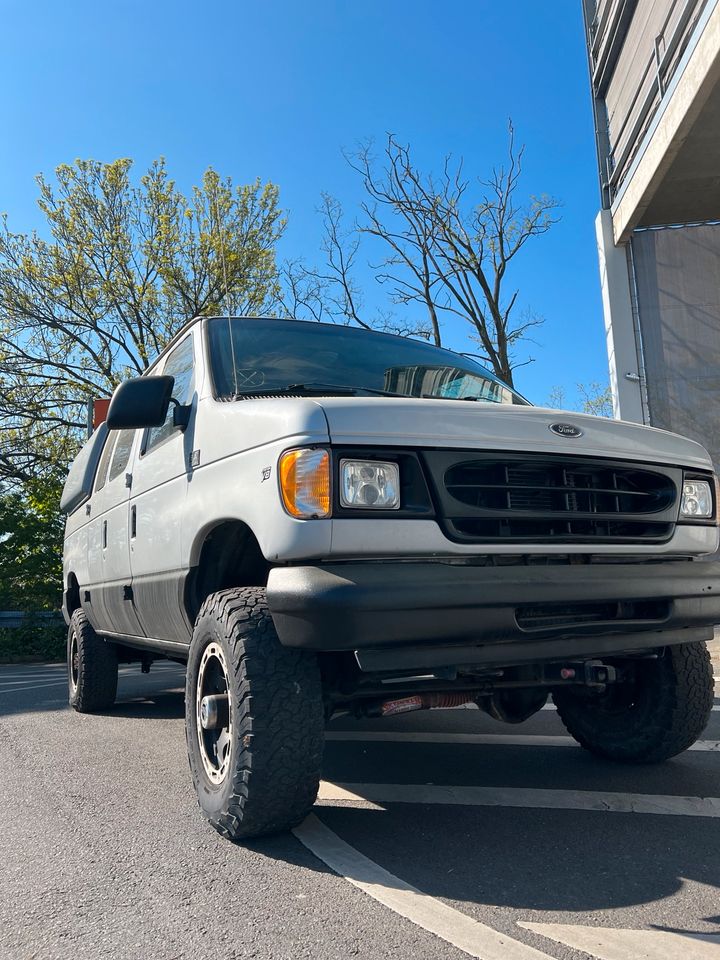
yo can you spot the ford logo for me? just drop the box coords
[549,422,583,439]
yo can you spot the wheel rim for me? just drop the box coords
[69,630,79,692]
[196,643,233,784]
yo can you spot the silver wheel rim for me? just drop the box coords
[69,630,79,693]
[196,643,232,784]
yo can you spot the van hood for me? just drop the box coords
[311,397,713,471]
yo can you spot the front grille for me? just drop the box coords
[424,452,680,544]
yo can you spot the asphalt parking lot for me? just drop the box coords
[1,657,720,960]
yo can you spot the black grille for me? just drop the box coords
[425,452,680,544]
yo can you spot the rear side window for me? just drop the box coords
[94,433,118,493]
[145,336,195,453]
[108,430,136,482]
[59,423,109,515]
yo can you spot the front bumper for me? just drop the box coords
[266,560,720,671]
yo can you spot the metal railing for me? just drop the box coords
[586,0,710,203]
[0,611,63,629]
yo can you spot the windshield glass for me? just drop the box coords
[206,318,529,405]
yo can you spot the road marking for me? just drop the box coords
[0,679,69,692]
[293,814,552,960]
[0,666,184,691]
[540,702,720,712]
[326,731,720,751]
[519,921,720,960]
[318,781,720,817]
[0,672,65,681]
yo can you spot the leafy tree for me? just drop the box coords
[546,381,614,418]
[283,125,560,386]
[578,381,614,418]
[0,158,285,484]
[0,476,64,610]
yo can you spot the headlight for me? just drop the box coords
[279,448,330,518]
[340,459,400,509]
[680,478,714,519]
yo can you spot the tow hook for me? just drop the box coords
[558,660,617,687]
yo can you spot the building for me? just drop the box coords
[583,0,720,467]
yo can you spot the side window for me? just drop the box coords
[94,433,118,493]
[108,429,136,483]
[145,336,195,454]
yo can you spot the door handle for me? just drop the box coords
[130,505,137,539]
[102,520,107,550]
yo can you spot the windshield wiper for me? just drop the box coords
[227,383,358,400]
[229,382,409,399]
[289,381,408,397]
[421,393,498,403]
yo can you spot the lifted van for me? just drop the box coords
[62,316,719,839]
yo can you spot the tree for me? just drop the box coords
[284,126,560,386]
[578,381,614,418]
[0,477,65,610]
[0,158,285,484]
[546,381,614,418]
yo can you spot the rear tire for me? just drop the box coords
[67,608,118,712]
[185,587,324,840]
[553,642,713,763]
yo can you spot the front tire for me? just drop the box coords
[185,587,324,840]
[67,608,118,712]
[553,642,714,763]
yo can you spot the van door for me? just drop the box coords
[85,428,144,637]
[129,333,195,644]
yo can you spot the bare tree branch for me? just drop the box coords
[285,124,560,387]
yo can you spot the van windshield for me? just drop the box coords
[206,317,529,405]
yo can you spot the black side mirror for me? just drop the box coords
[106,376,175,430]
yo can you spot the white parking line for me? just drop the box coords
[0,680,69,692]
[540,702,720,712]
[519,921,720,960]
[318,782,720,818]
[0,666,184,690]
[326,731,720,751]
[0,670,66,686]
[293,814,552,960]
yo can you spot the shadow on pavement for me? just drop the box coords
[0,669,185,719]
[95,690,186,720]
[305,801,720,922]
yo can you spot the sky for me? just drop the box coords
[0,0,605,407]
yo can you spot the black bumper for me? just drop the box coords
[266,560,720,672]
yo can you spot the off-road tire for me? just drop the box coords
[553,642,713,763]
[67,608,118,712]
[185,587,324,840]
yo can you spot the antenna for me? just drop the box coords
[213,184,239,395]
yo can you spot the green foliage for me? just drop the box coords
[0,477,64,610]
[0,620,65,663]
[546,381,614,419]
[578,381,614,418]
[0,158,285,484]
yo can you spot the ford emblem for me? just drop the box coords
[549,422,583,439]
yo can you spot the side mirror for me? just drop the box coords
[106,375,175,430]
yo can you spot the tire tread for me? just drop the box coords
[186,587,324,840]
[553,641,713,763]
[68,609,118,712]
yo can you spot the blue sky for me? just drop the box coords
[0,1,605,406]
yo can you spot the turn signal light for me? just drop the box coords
[278,448,331,519]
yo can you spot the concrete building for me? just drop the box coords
[583,0,720,467]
